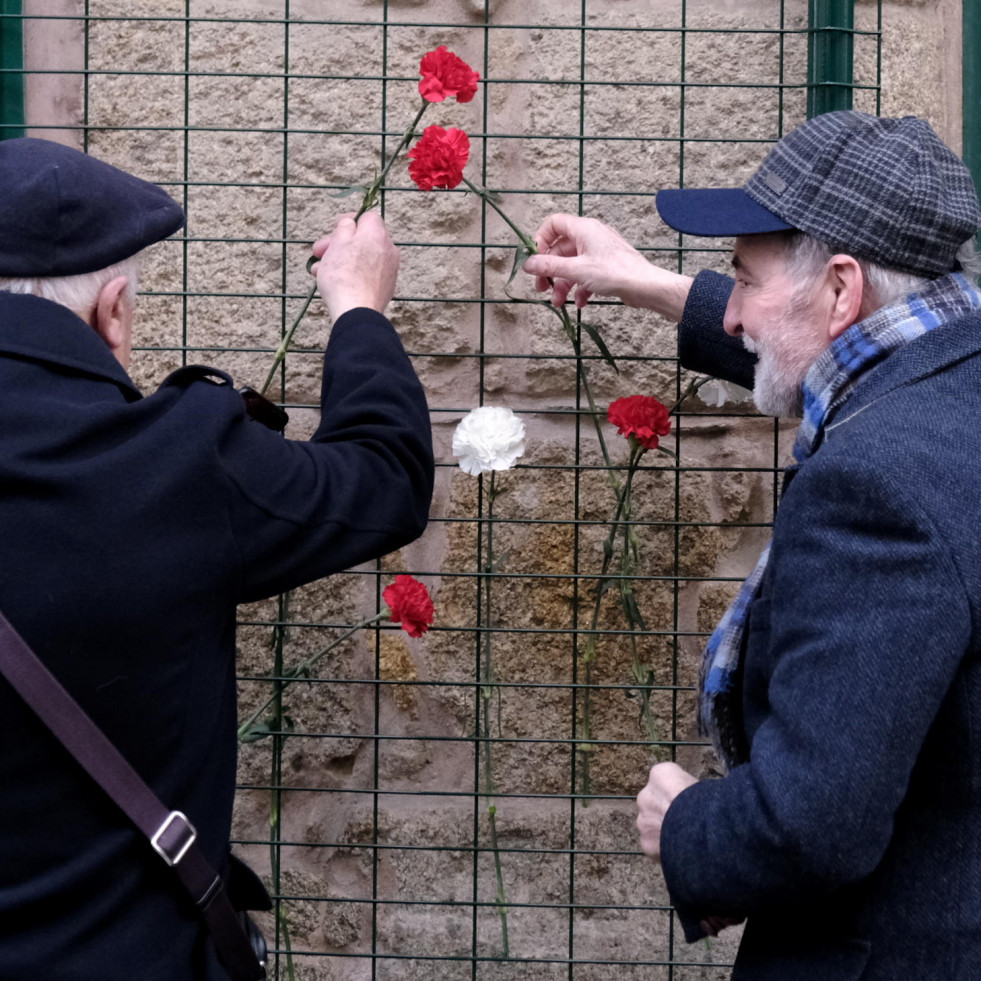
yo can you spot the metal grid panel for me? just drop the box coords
[12,2,883,978]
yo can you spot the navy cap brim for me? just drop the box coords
[656,188,793,237]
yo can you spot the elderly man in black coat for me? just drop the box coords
[0,139,433,980]
[524,112,981,981]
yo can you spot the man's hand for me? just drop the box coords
[521,214,693,321]
[700,914,745,938]
[636,761,698,863]
[311,211,400,321]
[637,763,745,939]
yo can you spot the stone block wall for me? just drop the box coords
[22,0,962,977]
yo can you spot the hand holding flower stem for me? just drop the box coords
[260,101,429,397]
[261,44,480,397]
[453,180,624,496]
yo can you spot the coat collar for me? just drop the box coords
[0,291,141,400]
[825,310,981,435]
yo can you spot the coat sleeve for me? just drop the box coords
[214,307,434,602]
[677,270,757,389]
[659,448,971,932]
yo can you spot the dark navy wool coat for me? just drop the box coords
[664,270,981,980]
[0,293,433,980]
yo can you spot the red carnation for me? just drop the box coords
[383,575,435,638]
[408,125,470,191]
[419,46,480,104]
[607,395,672,451]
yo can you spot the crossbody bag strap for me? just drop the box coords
[0,611,265,981]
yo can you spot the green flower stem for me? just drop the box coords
[616,452,662,751]
[238,610,388,741]
[577,443,642,799]
[668,374,714,415]
[279,907,296,981]
[455,182,715,801]
[506,293,623,496]
[260,100,430,397]
[268,592,295,981]
[260,277,317,397]
[457,180,621,497]
[556,304,622,497]
[480,471,511,957]
[462,177,537,252]
[355,98,430,220]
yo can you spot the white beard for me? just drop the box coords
[742,299,826,418]
[748,337,807,417]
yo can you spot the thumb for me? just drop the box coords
[522,253,574,279]
[331,215,357,243]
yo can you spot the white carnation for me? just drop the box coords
[452,406,526,475]
[698,379,754,408]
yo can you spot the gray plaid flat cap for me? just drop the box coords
[656,111,981,278]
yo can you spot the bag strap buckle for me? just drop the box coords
[150,810,197,867]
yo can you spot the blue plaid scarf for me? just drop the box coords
[700,271,981,771]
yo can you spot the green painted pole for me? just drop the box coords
[808,0,854,117]
[0,0,24,139]
[964,0,981,195]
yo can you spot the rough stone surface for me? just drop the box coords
[35,0,961,976]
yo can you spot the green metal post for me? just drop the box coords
[964,0,981,193]
[0,0,25,139]
[808,0,854,117]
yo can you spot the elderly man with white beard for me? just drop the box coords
[522,111,981,981]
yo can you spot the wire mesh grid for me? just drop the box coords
[12,1,883,978]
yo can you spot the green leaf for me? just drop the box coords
[330,183,368,199]
[580,321,619,374]
[506,241,535,289]
[620,589,648,630]
[239,721,274,743]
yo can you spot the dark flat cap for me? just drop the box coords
[656,111,981,278]
[0,137,185,277]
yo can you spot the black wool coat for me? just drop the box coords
[0,293,433,980]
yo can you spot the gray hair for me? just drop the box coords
[781,230,981,310]
[0,255,140,318]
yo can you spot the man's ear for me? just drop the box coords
[90,275,133,361]
[825,255,865,341]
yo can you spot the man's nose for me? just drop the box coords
[722,300,743,337]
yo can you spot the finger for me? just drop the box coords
[521,254,546,278]
[523,253,577,286]
[519,256,561,293]
[550,277,575,308]
[574,285,592,309]
[311,235,331,258]
[638,832,660,860]
[533,213,582,252]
